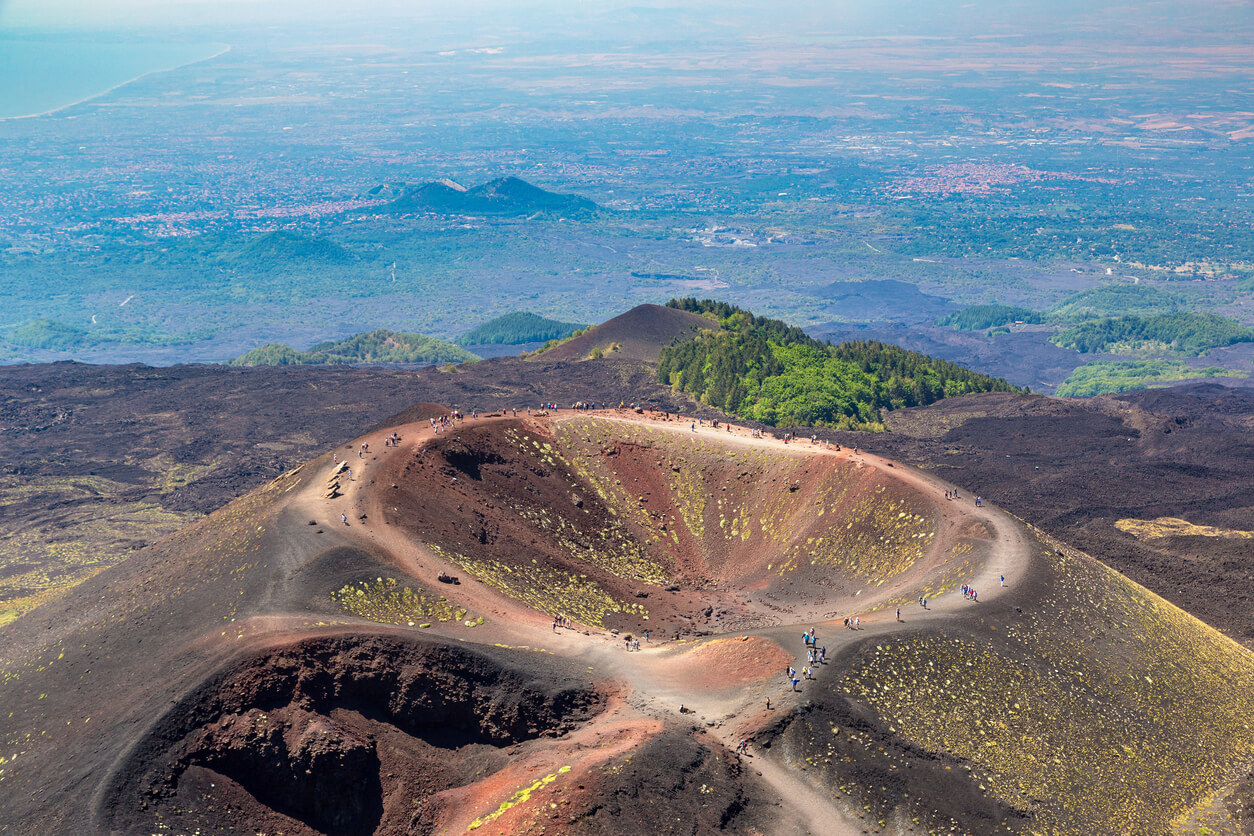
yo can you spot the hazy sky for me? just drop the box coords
[1,0,1249,42]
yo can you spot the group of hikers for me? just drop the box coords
[946,488,985,507]
[779,432,845,454]
[781,629,826,690]
[428,414,457,434]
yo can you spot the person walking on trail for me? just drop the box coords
[691,421,696,432]
[895,607,901,623]
[340,513,348,525]
[1000,575,1006,587]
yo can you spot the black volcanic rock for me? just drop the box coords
[811,279,956,324]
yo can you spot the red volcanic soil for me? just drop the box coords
[533,303,718,363]
[371,413,975,638]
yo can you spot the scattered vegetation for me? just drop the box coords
[534,325,595,354]
[229,329,479,366]
[427,544,647,627]
[776,486,935,584]
[841,535,1254,835]
[658,298,1021,429]
[331,577,477,626]
[1051,312,1254,356]
[939,305,1043,331]
[456,311,585,345]
[1054,359,1245,397]
[0,474,195,622]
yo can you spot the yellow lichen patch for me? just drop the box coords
[468,766,572,830]
[668,464,707,539]
[842,537,1254,835]
[797,488,936,583]
[525,424,671,586]
[331,577,473,626]
[1115,517,1254,541]
[428,545,646,627]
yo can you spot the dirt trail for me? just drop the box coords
[285,409,1039,836]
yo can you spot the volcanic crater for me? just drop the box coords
[3,408,1254,836]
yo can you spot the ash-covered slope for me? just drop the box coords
[533,303,717,363]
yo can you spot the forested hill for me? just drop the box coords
[230,329,479,367]
[1051,312,1254,356]
[457,311,585,345]
[658,298,1021,430]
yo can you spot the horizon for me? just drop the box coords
[2,0,1251,43]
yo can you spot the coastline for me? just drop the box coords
[0,43,231,121]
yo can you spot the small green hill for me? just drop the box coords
[231,231,356,265]
[230,329,479,367]
[4,318,87,349]
[456,312,586,346]
[1052,312,1254,356]
[939,304,1043,331]
[658,298,1021,430]
[1048,284,1181,322]
[375,176,598,218]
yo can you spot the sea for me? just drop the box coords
[0,38,227,119]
